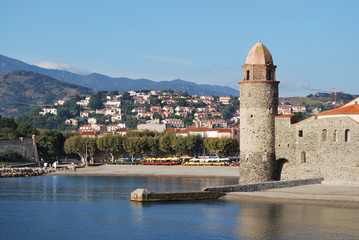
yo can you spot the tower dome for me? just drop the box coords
[245,41,273,65]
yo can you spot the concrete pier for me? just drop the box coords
[130,188,226,202]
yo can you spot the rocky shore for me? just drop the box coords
[1,167,59,178]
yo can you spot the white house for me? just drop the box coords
[40,108,57,115]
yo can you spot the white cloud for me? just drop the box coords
[34,61,90,75]
[279,78,309,89]
[140,55,193,65]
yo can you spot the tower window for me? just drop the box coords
[301,151,307,163]
[298,130,303,137]
[267,70,271,80]
[322,129,327,141]
[345,129,350,142]
[246,70,250,80]
[333,130,338,141]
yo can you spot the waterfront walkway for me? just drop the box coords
[224,182,359,208]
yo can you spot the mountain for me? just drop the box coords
[0,54,238,96]
[0,71,93,116]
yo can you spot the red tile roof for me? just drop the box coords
[317,104,359,115]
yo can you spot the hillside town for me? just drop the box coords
[39,89,308,140]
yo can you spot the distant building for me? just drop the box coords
[163,119,184,128]
[176,127,239,139]
[137,123,166,132]
[111,114,122,122]
[278,105,292,115]
[194,119,227,128]
[175,106,192,113]
[54,100,65,106]
[105,100,121,108]
[292,106,306,113]
[137,112,153,119]
[76,100,89,107]
[40,108,57,115]
[219,96,231,105]
[65,118,78,126]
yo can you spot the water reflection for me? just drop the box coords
[1,176,359,240]
[0,175,237,202]
[237,201,359,240]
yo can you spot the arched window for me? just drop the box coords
[322,129,327,141]
[333,130,338,141]
[301,151,307,163]
[267,70,271,80]
[345,129,350,142]
[246,70,250,80]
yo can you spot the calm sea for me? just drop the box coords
[1,175,359,240]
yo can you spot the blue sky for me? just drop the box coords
[1,0,359,97]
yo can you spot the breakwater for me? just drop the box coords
[0,167,56,177]
[203,178,324,192]
[131,188,226,202]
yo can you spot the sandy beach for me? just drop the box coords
[53,164,359,208]
[54,164,241,178]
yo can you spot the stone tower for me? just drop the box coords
[239,41,279,184]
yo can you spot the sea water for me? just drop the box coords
[1,175,359,240]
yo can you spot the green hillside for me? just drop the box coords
[0,71,93,116]
[280,92,358,112]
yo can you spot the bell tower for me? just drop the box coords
[239,41,279,184]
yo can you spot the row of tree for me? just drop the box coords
[64,132,239,166]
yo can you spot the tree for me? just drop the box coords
[185,135,204,156]
[109,90,119,98]
[126,130,158,138]
[17,122,39,137]
[36,130,65,160]
[64,135,88,166]
[159,131,175,156]
[149,95,161,106]
[171,136,188,156]
[120,91,131,101]
[183,117,193,127]
[204,138,239,157]
[124,116,138,129]
[84,138,97,164]
[0,117,17,130]
[88,91,106,110]
[146,137,161,157]
[122,137,148,159]
[97,135,124,162]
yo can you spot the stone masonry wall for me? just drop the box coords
[275,116,359,182]
[239,81,279,184]
[0,138,36,162]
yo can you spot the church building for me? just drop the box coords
[239,42,359,183]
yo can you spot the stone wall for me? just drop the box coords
[275,116,359,182]
[239,81,279,184]
[0,138,36,162]
[130,188,225,202]
[203,178,323,193]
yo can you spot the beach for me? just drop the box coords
[54,164,241,178]
[53,164,359,208]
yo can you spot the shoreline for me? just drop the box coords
[50,164,359,209]
[51,164,240,179]
[222,194,359,209]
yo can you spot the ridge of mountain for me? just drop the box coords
[0,70,93,116]
[0,54,238,96]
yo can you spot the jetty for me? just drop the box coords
[130,188,226,202]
